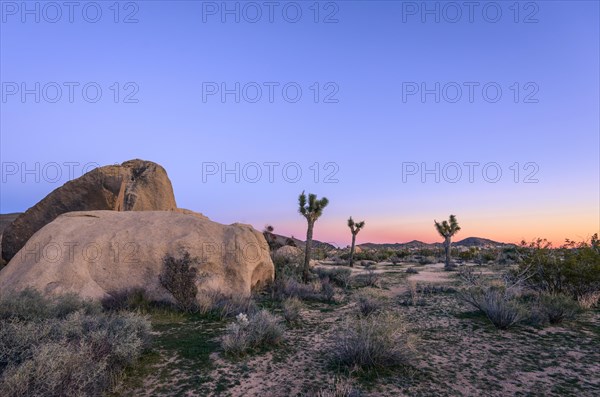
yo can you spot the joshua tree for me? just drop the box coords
[434,214,461,270]
[347,217,365,267]
[298,191,329,282]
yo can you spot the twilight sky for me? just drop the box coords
[1,1,598,247]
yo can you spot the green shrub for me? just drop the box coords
[516,236,600,300]
[221,310,284,357]
[159,252,199,313]
[0,289,100,321]
[418,256,436,265]
[536,293,580,325]
[330,313,415,371]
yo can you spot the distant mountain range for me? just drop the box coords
[271,233,337,251]
[359,237,508,250]
[0,212,505,251]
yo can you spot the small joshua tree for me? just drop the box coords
[263,225,281,251]
[347,217,366,267]
[434,214,461,271]
[299,191,329,282]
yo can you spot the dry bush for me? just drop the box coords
[577,291,600,309]
[401,281,425,306]
[458,268,528,330]
[354,269,381,288]
[356,292,383,316]
[282,297,303,323]
[314,267,352,289]
[320,278,336,302]
[0,292,151,397]
[406,267,419,274]
[313,377,362,397]
[330,313,415,371]
[221,310,284,357]
[459,285,524,330]
[272,276,334,302]
[159,252,199,313]
[196,290,257,320]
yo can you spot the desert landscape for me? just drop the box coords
[2,2,599,396]
[0,160,598,396]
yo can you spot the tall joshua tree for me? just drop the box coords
[347,217,365,267]
[298,191,329,282]
[434,214,461,270]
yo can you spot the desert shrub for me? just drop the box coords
[459,284,524,329]
[360,260,376,269]
[577,291,600,309]
[282,297,303,323]
[516,236,600,301]
[406,267,419,274]
[272,252,305,294]
[356,292,383,316]
[272,276,319,301]
[221,310,284,357]
[376,250,393,262]
[159,252,199,313]
[0,292,151,397]
[320,278,336,302]
[400,281,425,307]
[101,287,160,312]
[314,267,352,289]
[314,377,361,397]
[341,251,378,262]
[535,293,579,325]
[331,257,349,266]
[330,313,415,371]
[354,269,380,288]
[416,284,456,294]
[196,290,257,320]
[0,289,100,321]
[417,256,437,265]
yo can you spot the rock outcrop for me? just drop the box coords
[0,210,274,301]
[1,160,176,262]
[273,245,303,264]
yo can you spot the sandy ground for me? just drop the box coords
[117,261,600,397]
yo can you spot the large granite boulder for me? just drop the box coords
[1,160,177,262]
[0,210,274,300]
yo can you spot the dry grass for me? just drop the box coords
[329,312,415,372]
[0,290,151,397]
